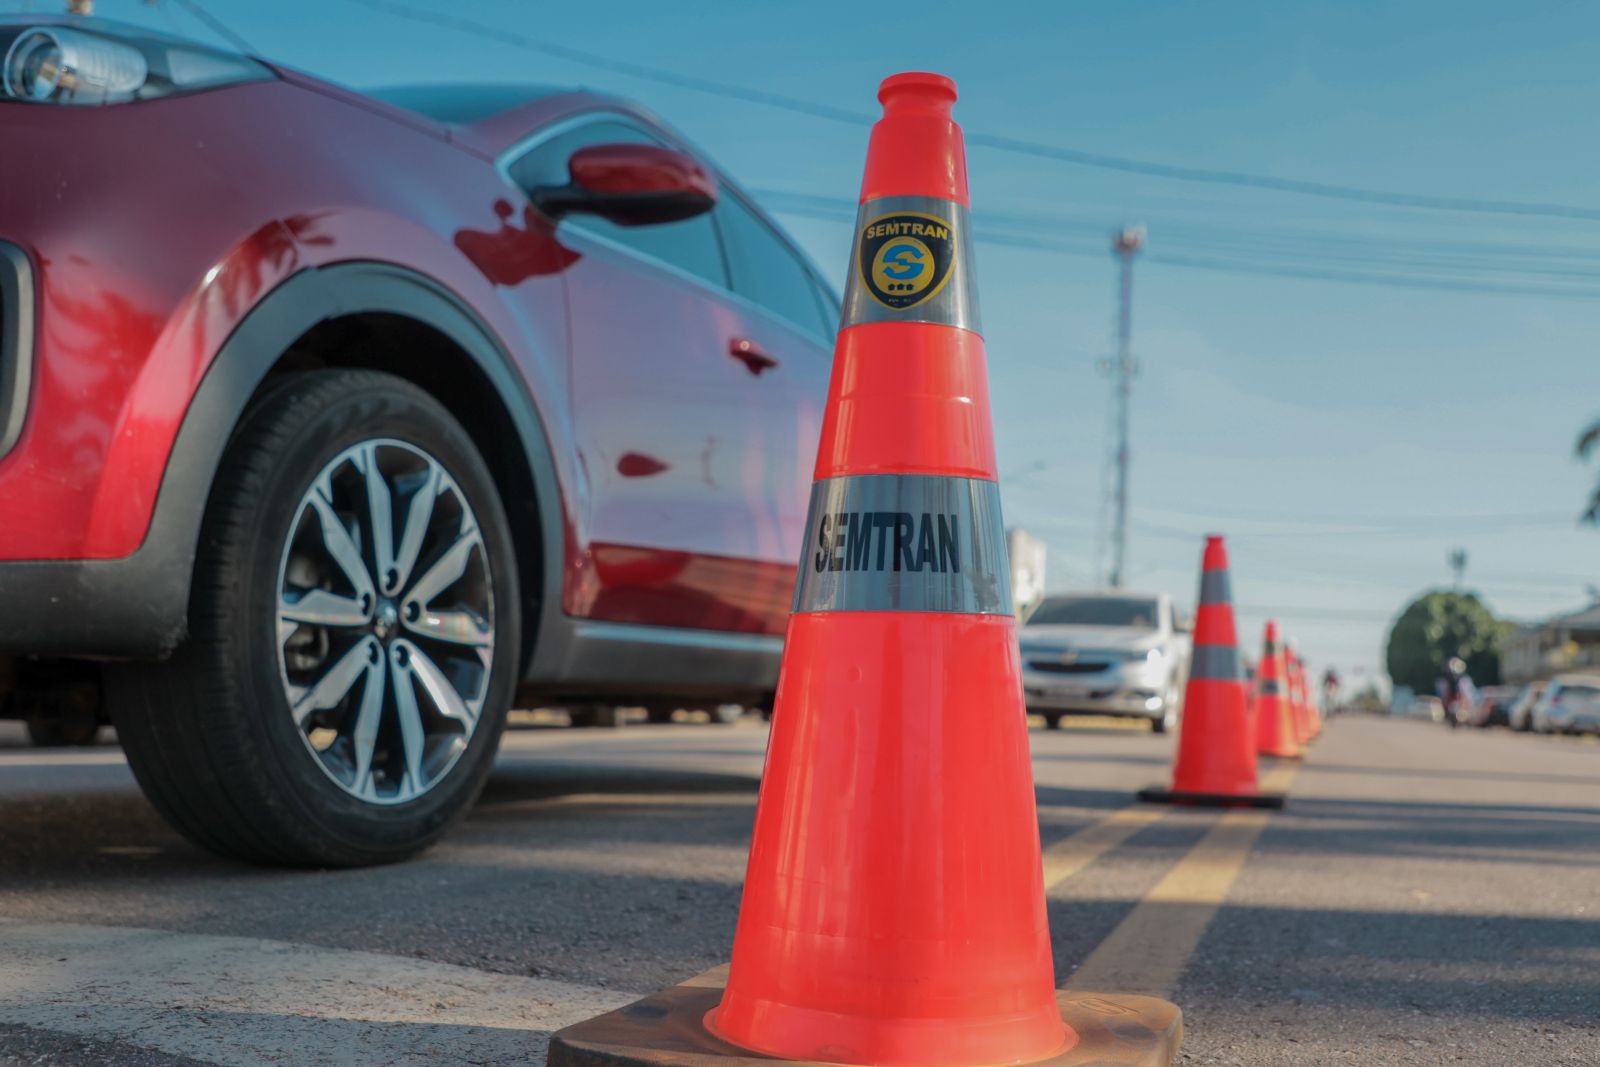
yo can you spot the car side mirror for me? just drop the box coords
[532,143,717,226]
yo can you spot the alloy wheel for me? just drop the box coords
[275,439,494,805]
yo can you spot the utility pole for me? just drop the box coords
[1107,225,1144,589]
[1448,547,1468,591]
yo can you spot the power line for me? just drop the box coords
[962,130,1600,225]
[764,188,1600,285]
[347,0,1600,225]
[766,196,1600,301]
[166,0,255,54]
[343,0,872,126]
[1235,604,1400,622]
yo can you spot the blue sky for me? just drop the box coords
[27,0,1600,684]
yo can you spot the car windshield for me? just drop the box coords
[367,83,567,123]
[1558,684,1600,701]
[1027,596,1159,629]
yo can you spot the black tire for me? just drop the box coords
[1042,711,1063,731]
[107,370,520,868]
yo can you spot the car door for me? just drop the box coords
[706,187,835,626]
[504,115,830,636]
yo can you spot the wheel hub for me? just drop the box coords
[373,598,399,641]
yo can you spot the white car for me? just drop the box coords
[1531,674,1600,735]
[1018,592,1189,733]
[1508,682,1545,732]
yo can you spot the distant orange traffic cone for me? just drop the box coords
[1255,621,1301,759]
[1301,655,1322,741]
[1285,645,1313,747]
[547,73,1182,1067]
[1139,536,1285,809]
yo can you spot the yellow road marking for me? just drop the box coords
[1041,805,1166,889]
[1065,761,1300,997]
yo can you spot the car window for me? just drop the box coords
[1026,597,1161,628]
[507,118,727,289]
[810,276,841,338]
[717,192,832,337]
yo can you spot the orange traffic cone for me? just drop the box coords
[1255,620,1301,759]
[1139,536,1285,809]
[546,73,1183,1067]
[1285,645,1312,747]
[1300,655,1322,741]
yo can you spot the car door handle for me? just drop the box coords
[729,337,779,376]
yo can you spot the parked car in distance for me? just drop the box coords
[1470,684,1519,728]
[1508,681,1546,732]
[1018,592,1190,733]
[1531,675,1600,735]
[0,17,837,866]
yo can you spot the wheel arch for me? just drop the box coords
[188,263,563,674]
[20,262,566,664]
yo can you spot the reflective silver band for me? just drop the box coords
[1199,570,1233,605]
[793,474,1011,615]
[841,195,981,334]
[1259,680,1282,696]
[1189,645,1242,682]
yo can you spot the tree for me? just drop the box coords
[1385,590,1504,693]
[1579,420,1600,523]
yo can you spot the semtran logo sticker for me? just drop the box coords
[858,212,956,310]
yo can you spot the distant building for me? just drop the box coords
[1501,603,1600,682]
[1007,528,1046,621]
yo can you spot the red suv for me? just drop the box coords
[0,17,834,865]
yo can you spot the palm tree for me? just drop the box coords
[1579,420,1600,522]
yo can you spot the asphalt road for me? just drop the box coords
[0,712,1596,1066]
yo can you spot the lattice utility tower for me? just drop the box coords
[1105,225,1144,589]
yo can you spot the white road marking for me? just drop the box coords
[0,919,632,1067]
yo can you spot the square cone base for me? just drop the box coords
[1137,785,1286,809]
[547,965,1182,1067]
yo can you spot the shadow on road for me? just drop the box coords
[1268,795,1600,868]
[1188,900,1600,1026]
[1305,763,1598,788]
[477,764,759,808]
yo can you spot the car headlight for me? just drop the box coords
[2,21,269,106]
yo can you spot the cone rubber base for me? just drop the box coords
[546,966,1182,1067]
[1137,786,1286,810]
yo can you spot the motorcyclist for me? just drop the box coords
[1436,657,1475,728]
